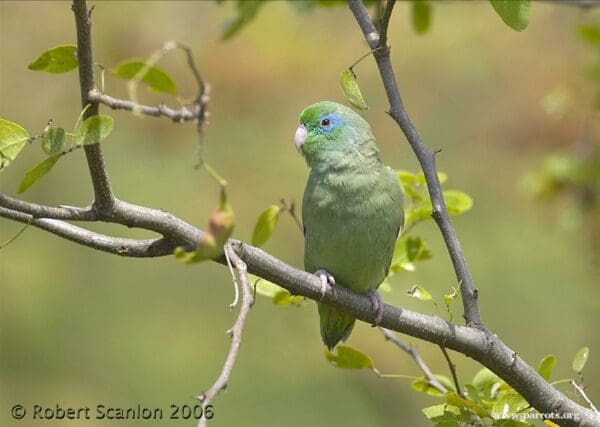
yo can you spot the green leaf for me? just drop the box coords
[391,236,432,272]
[112,60,178,95]
[490,392,529,421]
[578,24,600,46]
[42,127,66,155]
[252,205,281,247]
[28,44,78,73]
[537,354,557,381]
[421,404,461,422]
[412,375,454,397]
[443,287,459,309]
[340,69,368,110]
[272,290,303,306]
[324,345,374,370]
[412,1,432,35]
[445,392,490,417]
[18,155,61,193]
[397,170,417,185]
[443,190,473,215]
[572,346,590,373]
[253,277,285,298]
[489,0,531,32]
[407,285,432,301]
[463,384,479,402]
[0,118,29,170]
[221,0,265,40]
[74,115,114,146]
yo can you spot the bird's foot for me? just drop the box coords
[367,289,384,326]
[314,269,335,301]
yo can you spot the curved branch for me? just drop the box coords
[349,0,482,327]
[0,206,173,257]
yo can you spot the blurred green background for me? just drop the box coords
[1,1,599,426]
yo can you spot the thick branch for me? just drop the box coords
[72,0,115,214]
[0,206,172,257]
[349,0,481,327]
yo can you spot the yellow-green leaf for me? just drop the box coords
[252,205,281,247]
[324,345,374,370]
[0,118,29,170]
[444,287,459,308]
[407,285,432,301]
[489,0,530,32]
[421,404,461,422]
[272,290,303,306]
[446,391,490,417]
[537,354,557,381]
[412,1,432,35]
[42,127,66,155]
[74,115,114,146]
[28,45,78,73]
[490,392,529,420]
[18,155,61,193]
[340,69,368,110]
[572,346,590,373]
[412,375,454,397]
[112,60,178,95]
[444,190,473,215]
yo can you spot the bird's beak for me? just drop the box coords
[295,123,307,153]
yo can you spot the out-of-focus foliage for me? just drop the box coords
[522,19,600,251]
[418,349,591,426]
[27,44,78,73]
[112,60,178,95]
[489,0,531,32]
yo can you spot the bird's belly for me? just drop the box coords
[303,210,395,293]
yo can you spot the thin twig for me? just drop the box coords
[439,346,461,396]
[571,380,599,413]
[224,245,240,309]
[349,0,482,328]
[378,0,396,48]
[197,243,254,427]
[380,328,447,394]
[88,89,198,122]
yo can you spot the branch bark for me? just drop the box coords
[1,1,597,426]
[349,0,481,328]
[72,0,115,214]
[197,244,254,427]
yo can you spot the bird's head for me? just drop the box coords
[295,101,373,167]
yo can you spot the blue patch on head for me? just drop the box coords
[317,113,343,133]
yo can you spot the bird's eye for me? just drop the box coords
[320,118,331,127]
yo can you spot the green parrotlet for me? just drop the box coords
[295,101,405,349]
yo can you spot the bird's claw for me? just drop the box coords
[367,289,384,326]
[314,269,335,300]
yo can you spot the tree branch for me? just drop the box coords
[380,328,448,394]
[439,345,461,396]
[88,89,198,122]
[72,0,115,214]
[349,0,482,328]
[197,243,254,427]
[0,206,173,257]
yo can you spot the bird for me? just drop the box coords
[295,101,405,349]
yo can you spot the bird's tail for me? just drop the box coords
[318,303,356,350]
